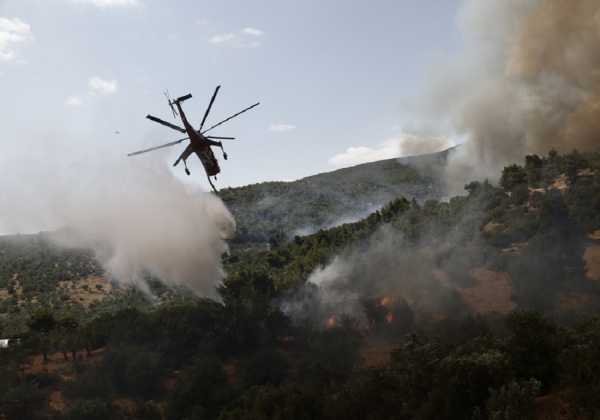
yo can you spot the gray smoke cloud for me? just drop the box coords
[417,0,600,194]
[282,221,484,329]
[0,129,235,298]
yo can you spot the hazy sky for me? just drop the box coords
[0,0,462,188]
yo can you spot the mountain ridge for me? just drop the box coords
[220,148,453,244]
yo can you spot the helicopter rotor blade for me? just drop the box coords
[201,102,260,135]
[146,115,186,133]
[127,137,189,157]
[200,85,221,130]
[206,136,236,140]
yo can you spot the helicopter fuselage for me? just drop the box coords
[175,102,221,177]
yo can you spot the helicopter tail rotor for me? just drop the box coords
[164,90,179,119]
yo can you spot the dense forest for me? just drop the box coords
[1,149,600,419]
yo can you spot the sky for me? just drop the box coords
[0,0,463,188]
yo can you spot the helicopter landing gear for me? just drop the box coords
[207,175,218,193]
[218,142,228,160]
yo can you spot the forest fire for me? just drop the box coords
[378,296,396,324]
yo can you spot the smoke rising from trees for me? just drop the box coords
[420,0,600,193]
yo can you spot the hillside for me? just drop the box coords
[3,149,600,420]
[0,233,101,300]
[220,148,452,244]
[0,150,449,301]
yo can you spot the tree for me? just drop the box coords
[524,154,543,186]
[219,384,321,420]
[0,382,47,420]
[168,356,233,420]
[485,379,541,420]
[501,165,527,191]
[102,345,163,399]
[506,311,559,390]
[239,349,289,388]
[57,313,80,361]
[441,347,512,419]
[28,308,57,363]
[299,321,363,387]
[559,318,600,417]
[63,399,114,420]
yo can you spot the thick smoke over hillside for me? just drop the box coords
[0,134,235,297]
[423,0,600,193]
[294,0,600,325]
[283,221,486,329]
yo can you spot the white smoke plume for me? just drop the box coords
[0,130,235,298]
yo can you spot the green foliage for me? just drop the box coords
[510,184,529,206]
[0,381,48,420]
[441,347,512,418]
[0,149,599,419]
[64,364,113,400]
[28,308,57,333]
[239,349,289,388]
[298,321,363,387]
[322,368,406,420]
[559,318,600,418]
[25,372,61,389]
[484,379,541,420]
[506,311,560,389]
[102,345,164,399]
[219,384,322,420]
[0,233,102,295]
[168,356,234,420]
[219,152,448,246]
[501,164,527,191]
[389,335,445,416]
[63,399,115,420]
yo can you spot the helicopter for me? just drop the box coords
[128,85,259,192]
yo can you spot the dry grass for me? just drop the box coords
[535,393,572,420]
[113,399,138,416]
[559,293,593,312]
[551,174,569,192]
[459,268,516,315]
[501,242,528,256]
[588,230,600,241]
[12,277,23,298]
[48,390,66,413]
[25,348,105,377]
[361,342,399,368]
[58,276,112,307]
[483,222,504,235]
[578,168,595,177]
[584,245,600,281]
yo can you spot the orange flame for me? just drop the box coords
[380,296,393,307]
[325,315,337,329]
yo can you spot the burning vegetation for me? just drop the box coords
[1,150,600,419]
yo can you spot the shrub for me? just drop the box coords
[63,399,114,420]
[485,379,541,420]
